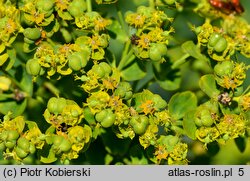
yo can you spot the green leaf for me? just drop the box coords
[20,69,33,96]
[169,91,197,120]
[83,107,96,125]
[5,49,16,70]
[0,44,5,54]
[181,41,209,62]
[25,120,38,130]
[0,99,27,118]
[156,74,181,91]
[91,48,105,60]
[40,14,55,26]
[183,110,197,140]
[45,125,56,135]
[0,53,9,66]
[104,154,114,165]
[199,74,220,98]
[15,116,26,133]
[40,149,57,163]
[121,61,146,81]
[107,19,127,42]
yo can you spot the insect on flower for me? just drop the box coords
[59,123,71,132]
[208,0,244,14]
[130,34,140,45]
[218,92,231,105]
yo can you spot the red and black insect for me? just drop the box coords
[208,0,244,14]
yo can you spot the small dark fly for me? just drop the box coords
[130,34,140,45]
[59,123,71,132]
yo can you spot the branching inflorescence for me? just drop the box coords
[0,0,249,165]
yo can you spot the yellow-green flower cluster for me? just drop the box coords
[75,11,111,32]
[44,97,84,128]
[153,135,188,165]
[21,0,55,26]
[195,21,235,61]
[0,2,21,70]
[0,113,44,163]
[42,97,92,163]
[195,113,247,146]
[214,61,248,90]
[58,125,92,162]
[217,114,246,144]
[194,1,250,60]
[125,6,174,62]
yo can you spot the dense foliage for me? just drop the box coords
[0,0,249,165]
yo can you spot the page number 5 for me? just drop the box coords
[238,168,244,176]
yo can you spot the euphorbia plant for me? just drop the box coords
[0,0,249,165]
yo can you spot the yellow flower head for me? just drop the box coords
[94,17,110,31]
[5,19,17,34]
[126,13,146,28]
[154,145,168,162]
[139,100,155,115]
[138,33,151,49]
[55,0,69,11]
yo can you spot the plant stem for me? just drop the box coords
[0,93,14,99]
[115,3,135,70]
[86,0,92,13]
[116,3,127,35]
[171,53,190,69]
[118,48,135,70]
[243,85,250,95]
[149,0,155,9]
[43,82,60,97]
[120,41,130,64]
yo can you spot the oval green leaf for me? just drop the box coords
[0,99,27,118]
[199,74,220,98]
[169,91,197,120]
[183,110,197,140]
[121,62,146,81]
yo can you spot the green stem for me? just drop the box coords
[43,82,60,97]
[124,54,136,67]
[171,53,190,69]
[116,3,127,35]
[242,85,250,95]
[0,93,14,99]
[46,38,56,47]
[118,48,135,70]
[120,41,131,63]
[115,3,133,69]
[86,0,92,13]
[149,0,155,9]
